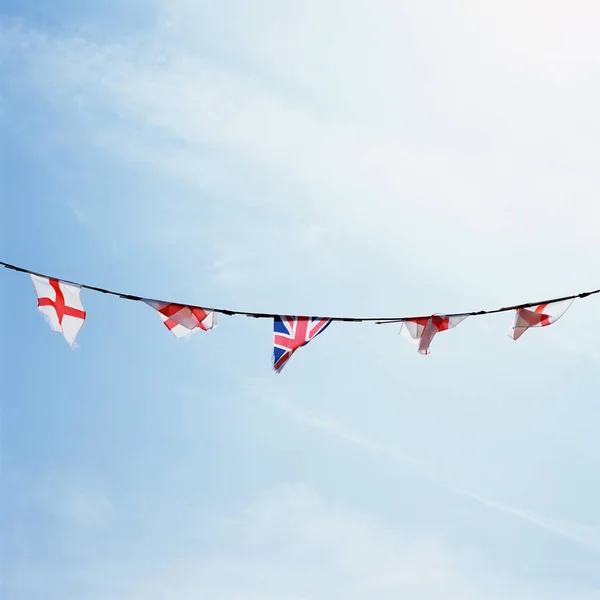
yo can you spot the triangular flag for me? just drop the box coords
[273,316,331,372]
[144,300,217,338]
[31,275,86,347]
[401,314,467,355]
[509,299,573,341]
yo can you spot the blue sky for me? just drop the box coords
[2,1,600,598]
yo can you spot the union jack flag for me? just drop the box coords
[273,315,332,372]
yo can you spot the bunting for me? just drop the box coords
[144,300,217,338]
[509,299,573,341]
[30,275,86,347]
[0,260,595,371]
[401,315,467,355]
[273,316,332,372]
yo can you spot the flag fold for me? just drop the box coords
[401,314,467,355]
[509,299,573,340]
[144,300,217,338]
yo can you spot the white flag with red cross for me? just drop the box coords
[509,299,573,341]
[144,300,217,338]
[31,275,86,347]
[400,314,467,355]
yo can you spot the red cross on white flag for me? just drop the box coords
[144,300,217,338]
[31,275,86,347]
[509,299,573,341]
[401,314,468,355]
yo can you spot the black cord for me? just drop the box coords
[3,260,598,324]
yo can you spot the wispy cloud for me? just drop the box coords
[466,493,600,550]
[28,472,115,530]
[107,483,600,599]
[251,383,427,469]
[5,1,600,297]
[250,383,600,551]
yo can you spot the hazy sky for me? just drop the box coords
[2,1,600,598]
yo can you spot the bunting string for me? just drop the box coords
[2,259,600,370]
[2,260,599,323]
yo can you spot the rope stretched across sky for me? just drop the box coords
[2,259,599,324]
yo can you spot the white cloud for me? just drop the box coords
[6,474,599,599]
[113,483,598,600]
[250,383,600,552]
[250,379,427,469]
[467,493,600,551]
[26,471,115,530]
[5,0,600,300]
[3,0,599,326]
